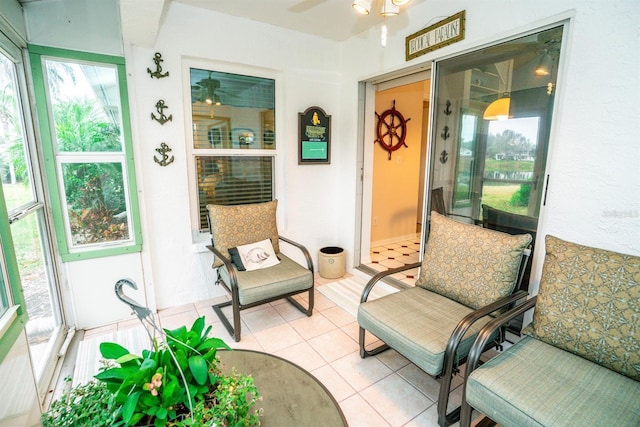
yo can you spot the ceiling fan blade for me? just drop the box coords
[288,0,327,13]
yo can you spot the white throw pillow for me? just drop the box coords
[234,239,280,271]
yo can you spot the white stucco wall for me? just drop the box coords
[126,2,345,308]
[338,0,640,296]
[20,0,640,314]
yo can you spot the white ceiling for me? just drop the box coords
[20,0,422,47]
[171,0,400,42]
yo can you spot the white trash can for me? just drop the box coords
[318,246,345,279]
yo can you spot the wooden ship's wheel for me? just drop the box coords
[375,100,411,160]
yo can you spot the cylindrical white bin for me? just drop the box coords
[318,247,346,279]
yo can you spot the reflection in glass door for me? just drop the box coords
[0,50,64,396]
[431,25,564,296]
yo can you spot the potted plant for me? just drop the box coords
[42,316,261,426]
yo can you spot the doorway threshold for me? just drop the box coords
[355,265,415,290]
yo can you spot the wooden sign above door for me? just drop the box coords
[406,11,466,61]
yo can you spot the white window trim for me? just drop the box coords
[182,59,282,243]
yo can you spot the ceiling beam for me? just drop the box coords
[119,0,166,47]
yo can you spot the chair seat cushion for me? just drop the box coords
[466,336,640,426]
[358,287,495,376]
[219,254,312,305]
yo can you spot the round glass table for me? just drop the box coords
[218,349,347,426]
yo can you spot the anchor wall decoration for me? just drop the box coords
[147,52,169,79]
[440,150,449,164]
[154,142,174,167]
[440,125,450,140]
[444,100,452,116]
[151,99,173,125]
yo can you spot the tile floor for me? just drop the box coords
[82,273,475,427]
[363,236,422,287]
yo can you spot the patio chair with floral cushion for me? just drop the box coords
[207,200,314,342]
[358,211,532,427]
[461,235,640,427]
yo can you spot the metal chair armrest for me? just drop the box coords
[360,262,421,303]
[437,289,529,426]
[459,296,538,427]
[278,235,314,271]
[465,295,537,374]
[206,245,239,292]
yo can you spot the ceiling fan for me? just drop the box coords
[288,0,328,13]
[191,73,223,105]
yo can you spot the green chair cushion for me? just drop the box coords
[416,212,531,309]
[358,287,495,376]
[218,254,312,306]
[524,235,640,380]
[207,200,280,268]
[466,336,640,426]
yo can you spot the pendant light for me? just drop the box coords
[484,62,513,121]
[535,52,553,76]
[483,96,511,121]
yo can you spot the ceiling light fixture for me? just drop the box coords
[535,52,553,76]
[483,96,511,121]
[484,61,513,121]
[353,0,412,47]
[205,93,221,106]
[381,0,399,16]
[352,0,373,14]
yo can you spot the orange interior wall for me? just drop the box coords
[371,82,425,244]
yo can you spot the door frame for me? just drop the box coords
[356,66,434,269]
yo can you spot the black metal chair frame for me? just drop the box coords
[359,248,531,427]
[207,235,314,342]
[459,296,538,427]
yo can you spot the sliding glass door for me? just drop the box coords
[430,25,564,293]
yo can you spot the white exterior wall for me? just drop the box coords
[127,2,345,309]
[2,0,636,420]
[338,0,640,297]
[20,0,640,315]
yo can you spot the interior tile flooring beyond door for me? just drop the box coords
[363,236,422,287]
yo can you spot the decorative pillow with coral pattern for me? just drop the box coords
[207,200,279,268]
[524,235,640,380]
[416,212,531,310]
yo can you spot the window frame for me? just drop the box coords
[28,44,142,261]
[0,33,31,362]
[184,60,279,239]
[0,183,28,363]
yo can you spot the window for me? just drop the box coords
[189,67,276,232]
[29,45,141,260]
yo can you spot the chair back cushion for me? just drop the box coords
[524,235,640,380]
[207,200,280,268]
[415,212,531,309]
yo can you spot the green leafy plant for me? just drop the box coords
[509,183,531,207]
[42,317,261,427]
[41,378,118,426]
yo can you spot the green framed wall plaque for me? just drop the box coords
[299,106,331,164]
